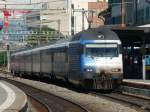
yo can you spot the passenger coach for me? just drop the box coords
[11,27,123,90]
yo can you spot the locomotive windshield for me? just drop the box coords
[85,44,118,57]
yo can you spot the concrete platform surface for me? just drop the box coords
[123,79,150,85]
[123,79,150,90]
[122,79,150,98]
[0,80,27,112]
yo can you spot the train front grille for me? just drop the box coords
[93,74,113,89]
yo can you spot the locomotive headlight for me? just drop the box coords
[85,68,93,72]
[111,68,121,72]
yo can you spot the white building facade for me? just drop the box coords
[26,0,108,36]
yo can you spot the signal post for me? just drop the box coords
[3,6,11,72]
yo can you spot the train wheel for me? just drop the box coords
[39,73,43,79]
[19,73,23,78]
[93,73,113,90]
[51,73,56,81]
[64,76,69,82]
[12,71,15,77]
[83,79,93,90]
[112,79,122,92]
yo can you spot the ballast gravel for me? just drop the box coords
[0,74,144,112]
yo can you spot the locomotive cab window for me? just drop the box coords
[85,44,119,57]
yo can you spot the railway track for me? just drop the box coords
[28,96,49,112]
[3,78,89,112]
[90,92,150,112]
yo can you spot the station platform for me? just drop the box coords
[123,79,150,89]
[0,80,28,112]
[122,79,150,99]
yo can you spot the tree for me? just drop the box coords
[0,52,7,67]
[26,26,64,47]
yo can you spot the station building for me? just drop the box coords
[106,0,150,80]
[109,26,150,80]
[108,0,150,26]
[25,0,108,36]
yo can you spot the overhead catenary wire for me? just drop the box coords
[0,0,66,5]
[0,8,67,11]
[0,0,67,11]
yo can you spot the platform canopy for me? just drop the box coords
[110,26,150,47]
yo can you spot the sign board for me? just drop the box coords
[146,66,150,70]
[144,55,150,71]
[145,55,150,65]
[3,9,11,17]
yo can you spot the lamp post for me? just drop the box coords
[121,0,126,27]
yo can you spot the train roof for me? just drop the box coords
[72,26,120,41]
[12,42,69,56]
[12,26,120,56]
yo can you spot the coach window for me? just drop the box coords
[65,47,68,62]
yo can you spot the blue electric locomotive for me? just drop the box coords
[11,27,123,90]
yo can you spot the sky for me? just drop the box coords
[3,0,49,3]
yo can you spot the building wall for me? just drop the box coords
[71,0,108,34]
[26,0,108,36]
[109,0,150,26]
[72,0,91,33]
[26,0,70,36]
[109,0,134,25]
[88,2,108,28]
[41,10,70,36]
[136,0,150,25]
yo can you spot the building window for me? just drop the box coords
[111,0,120,3]
[137,9,144,24]
[42,3,48,9]
[146,7,150,20]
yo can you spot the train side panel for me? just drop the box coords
[19,55,25,73]
[17,55,22,73]
[53,47,68,79]
[24,53,32,73]
[32,51,41,74]
[41,49,52,75]
[10,56,16,73]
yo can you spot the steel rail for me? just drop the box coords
[27,96,49,112]
[2,77,90,112]
[91,92,150,111]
